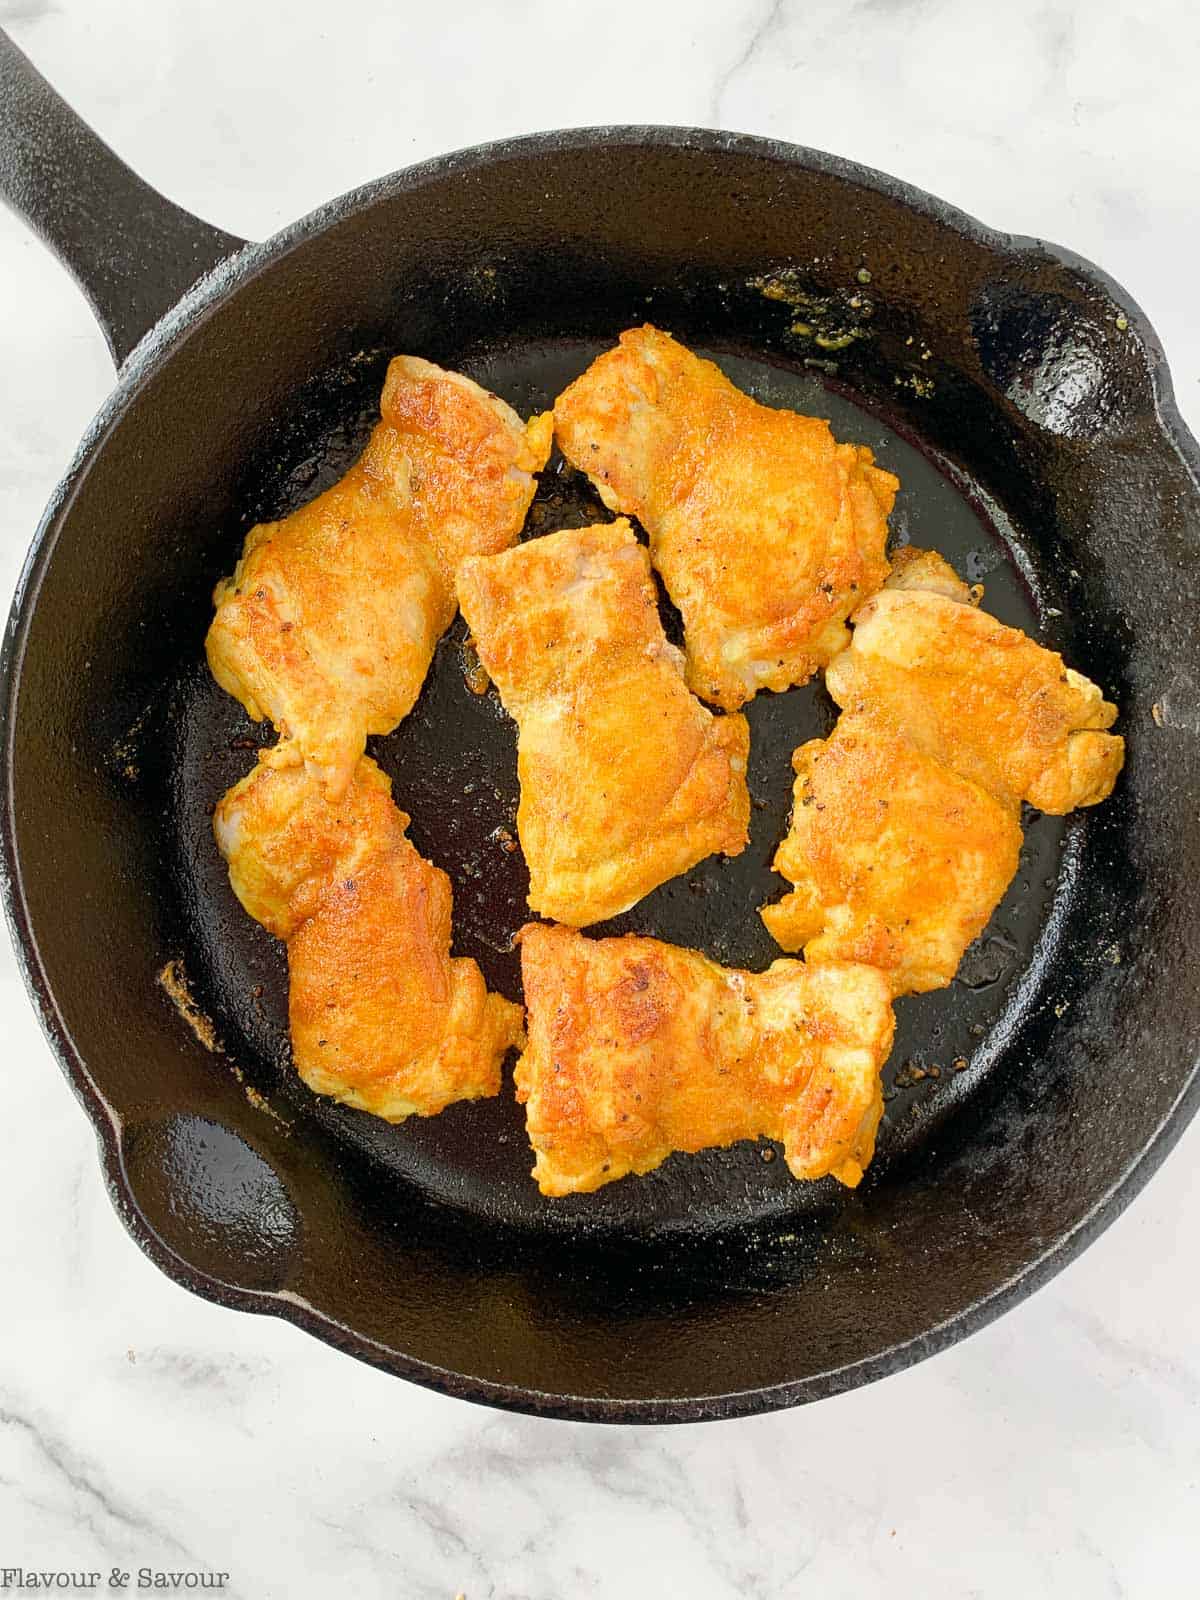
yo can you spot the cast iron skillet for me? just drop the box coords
[2,31,1199,1424]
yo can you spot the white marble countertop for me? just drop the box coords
[1,2,1198,1595]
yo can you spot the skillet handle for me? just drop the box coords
[0,30,249,368]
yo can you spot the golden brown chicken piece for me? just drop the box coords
[207,356,552,801]
[825,572,1124,813]
[883,543,979,602]
[515,923,895,1196]
[553,325,898,709]
[761,714,1024,994]
[214,750,523,1120]
[762,551,1122,989]
[456,520,750,926]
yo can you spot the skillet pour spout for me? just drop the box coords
[1,26,1199,1422]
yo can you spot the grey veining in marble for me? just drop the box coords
[0,2,1198,1596]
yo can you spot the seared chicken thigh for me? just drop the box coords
[554,325,898,709]
[457,520,750,926]
[208,357,551,801]
[214,751,523,1120]
[825,575,1123,814]
[762,552,1123,991]
[761,715,1024,994]
[515,923,895,1196]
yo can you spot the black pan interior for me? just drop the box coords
[161,335,1075,1239]
[8,135,1199,1417]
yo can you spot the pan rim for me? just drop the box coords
[3,124,1199,1423]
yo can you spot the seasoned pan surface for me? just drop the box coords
[166,338,1073,1237]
